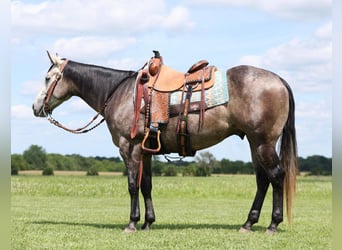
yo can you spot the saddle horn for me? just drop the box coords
[149,50,162,76]
[153,50,161,58]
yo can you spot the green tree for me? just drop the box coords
[298,155,332,175]
[47,153,67,170]
[219,159,254,174]
[195,151,218,176]
[183,163,196,176]
[42,167,54,176]
[11,154,28,174]
[86,166,99,176]
[242,162,254,174]
[162,164,178,176]
[67,154,92,171]
[23,145,47,170]
[220,159,232,174]
[152,160,164,176]
[112,161,125,172]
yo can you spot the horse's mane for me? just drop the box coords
[63,60,137,99]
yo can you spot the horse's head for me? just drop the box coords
[32,51,72,117]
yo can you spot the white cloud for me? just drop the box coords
[296,100,331,121]
[106,57,144,70]
[20,80,42,95]
[161,6,194,31]
[239,22,332,93]
[11,0,194,35]
[11,104,34,119]
[237,21,332,158]
[69,99,90,112]
[51,36,136,61]
[314,21,332,40]
[257,0,331,20]
[185,0,331,20]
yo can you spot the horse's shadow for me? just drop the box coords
[32,220,273,232]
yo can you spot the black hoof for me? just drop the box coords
[141,222,153,230]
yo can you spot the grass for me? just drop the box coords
[11,175,332,249]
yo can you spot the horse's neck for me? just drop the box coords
[65,61,134,113]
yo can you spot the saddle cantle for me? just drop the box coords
[131,50,218,156]
[187,60,209,74]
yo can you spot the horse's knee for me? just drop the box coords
[128,181,137,194]
[127,171,139,195]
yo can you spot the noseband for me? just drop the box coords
[43,60,69,115]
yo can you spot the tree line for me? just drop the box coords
[11,145,332,176]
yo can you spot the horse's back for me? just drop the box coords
[226,65,290,143]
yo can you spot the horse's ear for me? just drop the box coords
[47,50,54,64]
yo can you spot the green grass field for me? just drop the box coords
[11,175,332,249]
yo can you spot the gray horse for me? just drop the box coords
[33,51,297,233]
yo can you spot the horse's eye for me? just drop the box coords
[45,76,51,81]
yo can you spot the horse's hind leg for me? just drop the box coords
[241,143,284,233]
[140,154,156,230]
[258,144,285,233]
[259,145,285,233]
[240,165,270,232]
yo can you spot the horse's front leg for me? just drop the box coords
[119,138,142,232]
[140,154,155,230]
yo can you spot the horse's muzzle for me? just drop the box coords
[32,104,47,117]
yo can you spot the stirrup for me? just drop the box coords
[141,128,161,154]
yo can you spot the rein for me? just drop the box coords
[43,60,141,134]
[46,110,105,134]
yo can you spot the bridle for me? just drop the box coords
[43,59,105,134]
[43,60,68,115]
[42,59,141,134]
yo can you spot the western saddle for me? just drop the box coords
[131,50,217,157]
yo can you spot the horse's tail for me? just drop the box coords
[280,78,298,224]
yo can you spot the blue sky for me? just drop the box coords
[11,0,332,162]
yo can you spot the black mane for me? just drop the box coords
[59,60,138,113]
[63,60,137,100]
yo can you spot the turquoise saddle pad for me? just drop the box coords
[170,68,229,108]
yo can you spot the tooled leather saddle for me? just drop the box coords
[131,50,217,156]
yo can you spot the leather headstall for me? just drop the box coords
[43,60,69,114]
